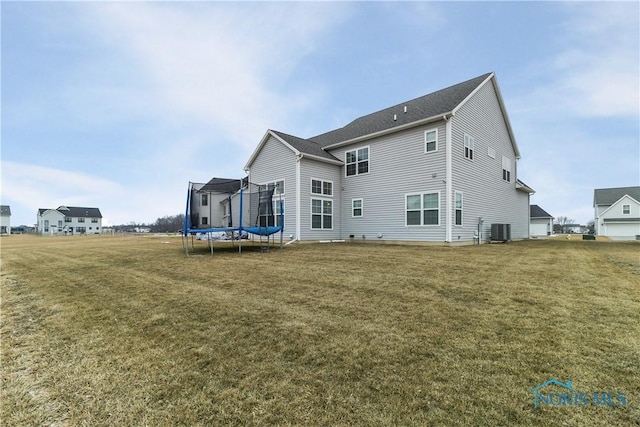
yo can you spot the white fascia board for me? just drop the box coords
[322,113,451,151]
[244,129,301,170]
[300,153,344,166]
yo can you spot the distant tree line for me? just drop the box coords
[112,214,184,233]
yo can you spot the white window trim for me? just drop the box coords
[502,156,512,182]
[310,197,333,230]
[622,204,630,215]
[352,198,363,218]
[345,145,370,177]
[454,191,463,226]
[259,179,285,196]
[405,191,440,227]
[464,134,474,161]
[424,128,438,153]
[310,177,333,196]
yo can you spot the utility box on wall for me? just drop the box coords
[491,223,511,242]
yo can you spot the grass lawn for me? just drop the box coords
[1,234,638,426]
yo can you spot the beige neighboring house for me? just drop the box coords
[529,204,553,237]
[37,206,103,235]
[594,186,640,240]
[0,205,11,234]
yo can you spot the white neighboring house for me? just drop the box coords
[0,205,11,234]
[37,206,103,235]
[594,186,640,240]
[530,205,553,237]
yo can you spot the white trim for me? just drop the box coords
[310,177,333,196]
[502,156,512,183]
[352,198,363,218]
[454,191,463,226]
[345,145,370,177]
[295,157,301,240]
[424,128,438,153]
[405,191,440,227]
[245,130,299,170]
[445,116,452,241]
[463,133,474,161]
[488,146,496,159]
[323,115,449,150]
[310,197,333,230]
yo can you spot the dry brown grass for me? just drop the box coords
[1,234,638,426]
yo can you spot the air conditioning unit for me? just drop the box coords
[491,223,511,242]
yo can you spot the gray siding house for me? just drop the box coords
[245,72,533,243]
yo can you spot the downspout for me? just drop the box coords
[296,154,302,241]
[444,114,453,243]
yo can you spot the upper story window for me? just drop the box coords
[202,194,208,206]
[78,217,85,223]
[311,179,333,196]
[260,180,285,195]
[424,129,438,153]
[92,218,98,223]
[623,204,630,214]
[464,134,474,160]
[65,217,72,223]
[346,147,369,176]
[502,156,512,182]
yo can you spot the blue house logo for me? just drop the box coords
[530,378,627,408]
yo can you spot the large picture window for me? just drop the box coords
[406,192,439,226]
[311,199,332,229]
[346,147,369,176]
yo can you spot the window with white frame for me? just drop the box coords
[202,194,208,206]
[260,180,285,195]
[406,192,439,226]
[352,199,363,217]
[623,204,630,214]
[311,199,332,229]
[78,217,85,223]
[502,156,512,182]
[92,218,98,223]
[346,147,369,176]
[425,129,437,153]
[311,179,332,196]
[65,217,72,223]
[464,134,474,160]
[455,192,463,226]
[202,216,208,225]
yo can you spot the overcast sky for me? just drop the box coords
[2,1,638,226]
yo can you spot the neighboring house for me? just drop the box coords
[189,177,245,229]
[530,205,553,237]
[244,72,534,243]
[594,186,640,240]
[37,206,103,235]
[0,205,11,234]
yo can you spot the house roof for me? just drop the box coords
[0,205,10,216]
[594,186,640,206]
[38,206,102,218]
[271,130,341,163]
[309,73,494,147]
[530,204,553,219]
[198,177,244,193]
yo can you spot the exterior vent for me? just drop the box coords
[393,114,397,121]
[404,105,407,113]
[491,223,511,242]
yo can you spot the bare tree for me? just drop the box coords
[554,216,575,234]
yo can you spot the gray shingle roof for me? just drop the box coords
[38,206,102,218]
[199,177,243,193]
[271,130,341,162]
[593,186,640,206]
[530,204,553,218]
[309,73,493,147]
[0,205,10,216]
